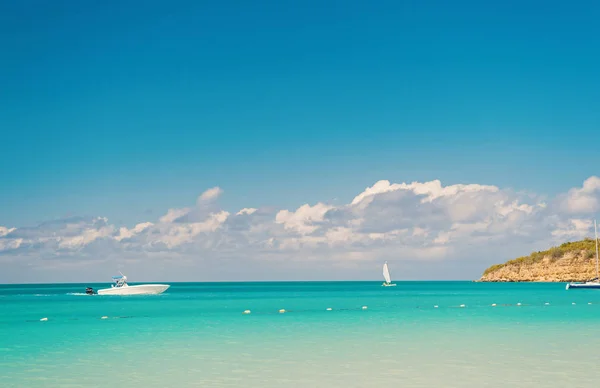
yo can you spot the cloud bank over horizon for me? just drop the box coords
[1,176,599,283]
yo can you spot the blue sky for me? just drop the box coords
[1,1,600,282]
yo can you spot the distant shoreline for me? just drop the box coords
[475,279,569,283]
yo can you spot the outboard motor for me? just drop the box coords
[85,287,95,295]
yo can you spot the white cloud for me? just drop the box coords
[151,210,230,248]
[351,179,499,207]
[197,186,223,203]
[236,208,257,216]
[1,178,599,282]
[159,208,191,223]
[57,224,115,249]
[0,237,22,252]
[551,218,593,240]
[561,176,600,214]
[0,227,15,237]
[275,203,333,235]
[116,222,154,241]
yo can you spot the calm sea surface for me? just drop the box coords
[1,281,599,387]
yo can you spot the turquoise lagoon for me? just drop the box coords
[1,281,599,387]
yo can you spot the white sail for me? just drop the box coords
[383,262,392,284]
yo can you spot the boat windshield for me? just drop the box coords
[112,275,127,287]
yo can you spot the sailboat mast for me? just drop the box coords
[595,219,599,281]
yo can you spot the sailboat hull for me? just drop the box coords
[382,283,397,287]
[566,282,600,290]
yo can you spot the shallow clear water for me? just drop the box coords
[1,281,599,387]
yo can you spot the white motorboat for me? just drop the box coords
[382,261,397,287]
[95,273,170,295]
[566,220,600,290]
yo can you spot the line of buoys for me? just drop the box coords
[241,305,373,315]
[31,315,123,323]
[35,300,600,323]
[432,301,599,309]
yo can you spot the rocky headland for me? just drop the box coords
[479,238,599,282]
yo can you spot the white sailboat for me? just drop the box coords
[382,261,396,287]
[92,272,170,295]
[566,220,600,290]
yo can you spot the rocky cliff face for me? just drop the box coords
[479,239,598,282]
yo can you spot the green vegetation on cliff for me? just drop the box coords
[482,238,598,277]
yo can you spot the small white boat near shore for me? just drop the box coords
[566,281,600,290]
[92,273,170,296]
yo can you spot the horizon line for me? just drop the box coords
[0,279,476,286]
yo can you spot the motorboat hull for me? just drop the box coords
[566,282,600,290]
[97,284,170,295]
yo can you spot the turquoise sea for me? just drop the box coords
[1,281,599,387]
